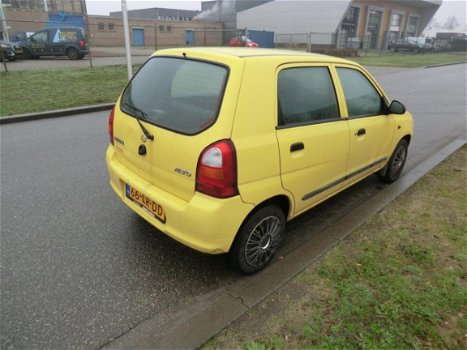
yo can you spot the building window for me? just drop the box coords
[108,23,115,31]
[391,13,403,27]
[167,25,172,33]
[407,16,419,36]
[159,25,165,32]
[98,23,105,31]
[49,0,57,11]
[341,6,360,36]
[389,13,403,43]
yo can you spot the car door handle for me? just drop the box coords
[290,142,304,152]
[355,128,366,136]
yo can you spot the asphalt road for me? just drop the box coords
[1,64,466,349]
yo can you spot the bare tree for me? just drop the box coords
[442,16,460,30]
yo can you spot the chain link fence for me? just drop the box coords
[275,31,464,56]
[2,15,465,71]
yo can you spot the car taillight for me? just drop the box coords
[79,40,86,47]
[196,140,238,198]
[109,107,115,145]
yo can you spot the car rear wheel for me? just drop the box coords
[67,47,79,60]
[379,139,408,183]
[230,205,285,274]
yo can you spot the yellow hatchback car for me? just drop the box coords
[106,48,413,274]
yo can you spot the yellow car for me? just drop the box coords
[106,48,413,274]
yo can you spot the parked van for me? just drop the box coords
[18,27,88,59]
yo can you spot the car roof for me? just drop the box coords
[155,47,354,65]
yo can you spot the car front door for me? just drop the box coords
[29,30,49,56]
[335,66,395,184]
[275,65,349,215]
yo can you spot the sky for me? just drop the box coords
[86,0,202,14]
[85,0,466,33]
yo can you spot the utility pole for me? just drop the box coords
[0,0,9,41]
[0,0,7,71]
[121,0,133,80]
[81,0,93,68]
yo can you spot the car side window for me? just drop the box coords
[278,67,339,126]
[337,67,384,118]
[30,31,48,43]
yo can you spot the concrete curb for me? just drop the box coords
[0,103,114,125]
[101,137,466,349]
[424,61,467,69]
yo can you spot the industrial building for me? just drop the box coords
[200,0,443,49]
[1,1,222,47]
[1,0,443,50]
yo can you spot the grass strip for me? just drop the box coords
[352,52,467,67]
[0,65,132,116]
[205,146,466,350]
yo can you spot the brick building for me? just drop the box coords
[2,1,222,48]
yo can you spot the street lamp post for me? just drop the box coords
[121,0,133,81]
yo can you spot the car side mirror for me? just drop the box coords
[388,100,406,114]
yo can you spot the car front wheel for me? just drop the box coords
[379,139,408,183]
[230,205,286,274]
[22,48,31,59]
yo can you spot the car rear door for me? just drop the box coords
[275,64,350,215]
[49,28,72,55]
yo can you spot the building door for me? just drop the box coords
[132,28,145,46]
[366,9,383,49]
[185,30,194,45]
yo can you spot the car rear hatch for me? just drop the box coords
[111,54,242,202]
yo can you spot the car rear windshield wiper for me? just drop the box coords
[122,102,154,141]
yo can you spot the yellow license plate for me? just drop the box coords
[125,184,166,223]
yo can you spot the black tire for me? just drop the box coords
[230,205,286,274]
[379,139,408,183]
[22,48,31,59]
[67,47,79,60]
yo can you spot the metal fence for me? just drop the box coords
[275,31,465,56]
[2,16,465,70]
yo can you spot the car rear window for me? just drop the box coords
[121,57,228,135]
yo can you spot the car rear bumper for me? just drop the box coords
[106,145,254,254]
